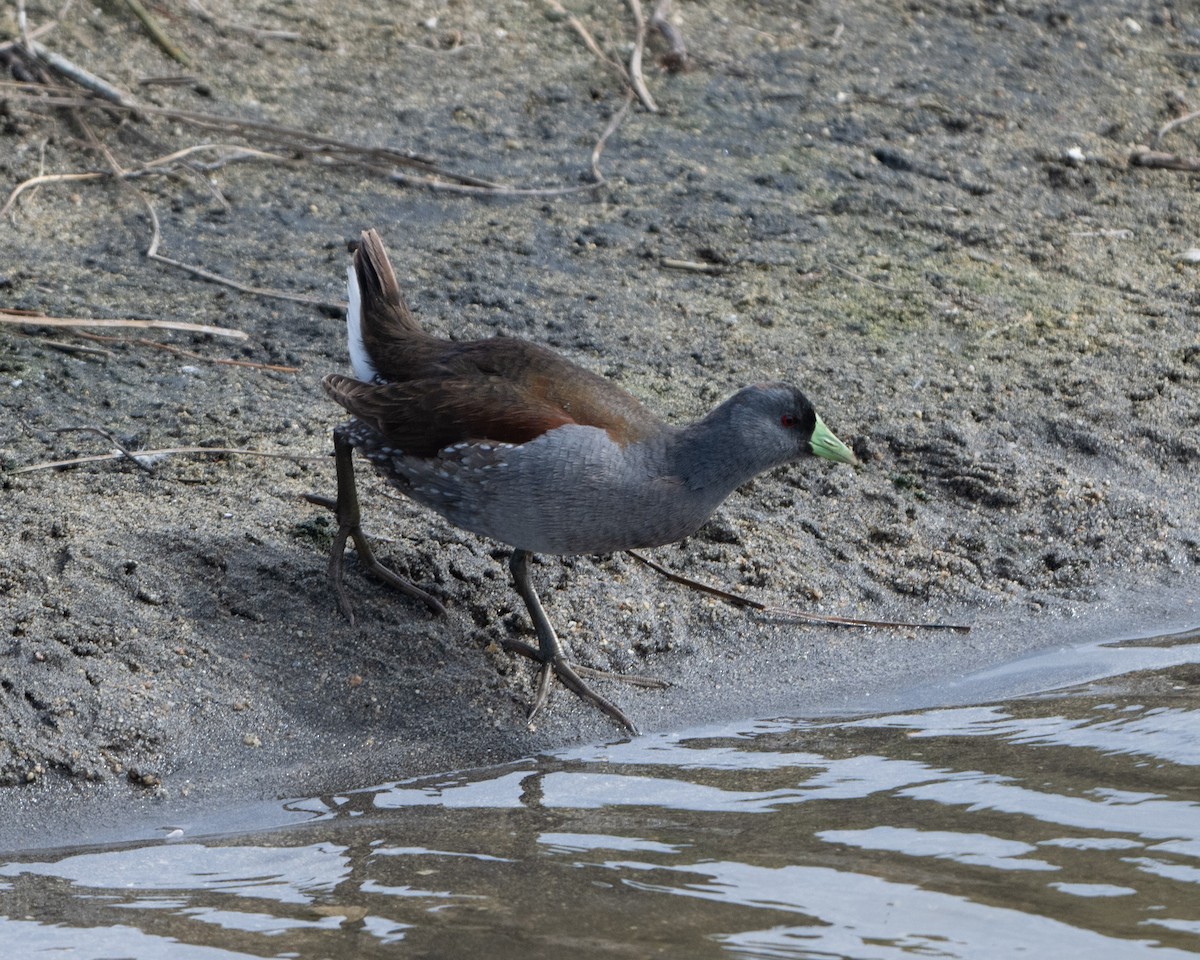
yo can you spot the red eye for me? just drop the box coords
[780,413,798,428]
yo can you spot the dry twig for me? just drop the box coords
[661,257,725,274]
[625,550,971,633]
[26,41,136,106]
[650,0,688,71]
[139,196,346,310]
[53,425,157,474]
[0,308,249,340]
[121,0,192,66]
[1,139,290,218]
[19,335,113,359]
[68,330,300,373]
[9,446,324,475]
[544,0,632,88]
[1129,149,1200,172]
[626,0,658,112]
[591,92,633,181]
[1154,108,1200,145]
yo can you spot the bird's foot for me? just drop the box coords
[303,491,446,622]
[502,637,669,736]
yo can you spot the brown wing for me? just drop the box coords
[439,338,666,445]
[324,373,576,457]
[345,228,668,448]
[339,334,665,451]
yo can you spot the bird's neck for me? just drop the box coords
[667,403,771,496]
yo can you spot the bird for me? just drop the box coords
[315,228,857,735]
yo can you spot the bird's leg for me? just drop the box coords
[504,549,668,736]
[305,429,447,622]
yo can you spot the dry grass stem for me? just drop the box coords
[2,171,103,216]
[544,0,633,89]
[0,22,53,52]
[21,335,114,358]
[187,0,303,42]
[626,0,658,112]
[140,196,346,310]
[541,1,659,109]
[121,0,192,66]
[829,263,917,296]
[625,550,970,633]
[2,81,599,194]
[650,0,687,71]
[590,92,633,181]
[68,330,300,373]
[0,308,249,340]
[54,425,157,474]
[389,173,602,196]
[1154,108,1200,145]
[9,446,325,475]
[661,257,724,274]
[1,143,289,218]
[15,0,32,47]
[1130,149,1200,172]
[27,41,136,105]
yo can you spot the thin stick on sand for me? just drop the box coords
[625,549,972,633]
[0,308,249,340]
[9,446,324,475]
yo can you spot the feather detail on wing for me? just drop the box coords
[323,373,576,457]
[336,229,670,450]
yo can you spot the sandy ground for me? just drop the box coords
[1,0,1198,843]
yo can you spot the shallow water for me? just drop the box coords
[2,629,1199,959]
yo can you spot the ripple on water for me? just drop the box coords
[1,656,1198,960]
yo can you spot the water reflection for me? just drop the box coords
[1,658,1198,959]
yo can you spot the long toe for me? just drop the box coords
[501,637,666,733]
[551,657,641,735]
[358,553,447,617]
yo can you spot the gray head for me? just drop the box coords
[674,382,856,493]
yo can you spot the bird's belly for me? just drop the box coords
[467,489,704,555]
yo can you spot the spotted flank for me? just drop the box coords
[339,418,522,520]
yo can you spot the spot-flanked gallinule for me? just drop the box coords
[318,229,857,734]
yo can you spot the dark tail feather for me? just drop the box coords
[355,228,423,337]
